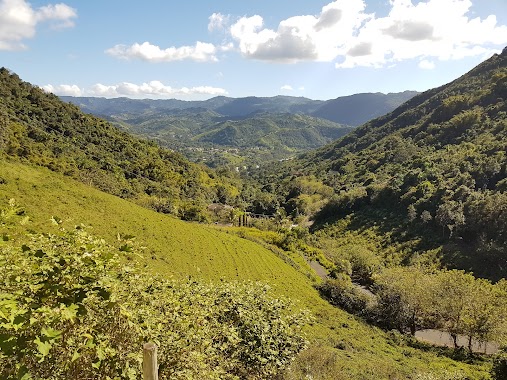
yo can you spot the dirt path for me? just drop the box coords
[415,329,499,354]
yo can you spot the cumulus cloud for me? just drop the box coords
[314,7,342,31]
[335,0,507,68]
[419,59,436,70]
[208,12,230,32]
[229,0,368,63]
[280,85,293,91]
[382,20,434,41]
[90,81,228,98]
[224,0,507,67]
[0,0,76,50]
[42,84,82,96]
[43,80,228,99]
[106,41,233,63]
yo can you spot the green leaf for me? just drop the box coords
[34,336,52,358]
[50,216,62,225]
[18,365,32,380]
[119,244,133,252]
[20,373,33,380]
[71,350,80,362]
[41,327,62,340]
[61,303,79,321]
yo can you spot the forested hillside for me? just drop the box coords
[311,91,419,126]
[0,68,241,219]
[0,65,504,379]
[61,91,416,166]
[272,48,507,280]
[109,109,354,164]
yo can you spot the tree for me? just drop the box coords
[374,267,438,335]
[436,201,465,238]
[435,270,507,351]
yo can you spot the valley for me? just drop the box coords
[1,43,507,380]
[61,92,415,167]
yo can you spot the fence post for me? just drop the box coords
[143,342,158,380]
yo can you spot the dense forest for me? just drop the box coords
[256,47,507,281]
[62,91,416,166]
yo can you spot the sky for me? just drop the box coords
[0,0,506,101]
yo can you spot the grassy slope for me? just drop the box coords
[0,159,490,379]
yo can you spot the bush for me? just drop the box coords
[492,353,507,380]
[0,220,309,379]
[317,276,371,315]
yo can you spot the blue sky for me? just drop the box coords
[1,0,506,100]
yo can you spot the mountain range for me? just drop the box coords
[61,91,418,127]
[60,91,417,165]
[1,48,505,379]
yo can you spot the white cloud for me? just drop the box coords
[42,84,82,96]
[0,0,76,50]
[225,0,507,67]
[335,0,507,68]
[43,80,228,99]
[281,85,293,91]
[208,12,230,32]
[105,41,211,63]
[105,41,232,63]
[419,59,435,70]
[229,0,370,63]
[90,81,228,98]
[36,3,76,29]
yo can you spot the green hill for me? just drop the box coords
[61,92,418,127]
[195,113,354,150]
[107,110,354,166]
[276,48,507,280]
[311,91,419,126]
[60,92,418,166]
[0,159,491,379]
[0,67,240,219]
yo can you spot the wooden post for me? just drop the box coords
[143,342,158,380]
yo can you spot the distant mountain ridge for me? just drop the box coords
[61,91,418,127]
[311,91,419,126]
[60,91,417,166]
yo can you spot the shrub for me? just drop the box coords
[317,276,371,315]
[0,220,309,379]
[491,352,507,380]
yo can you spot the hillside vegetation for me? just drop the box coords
[0,68,241,219]
[62,91,416,166]
[62,91,417,127]
[0,60,504,378]
[0,160,493,379]
[268,48,507,281]
[112,110,354,165]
